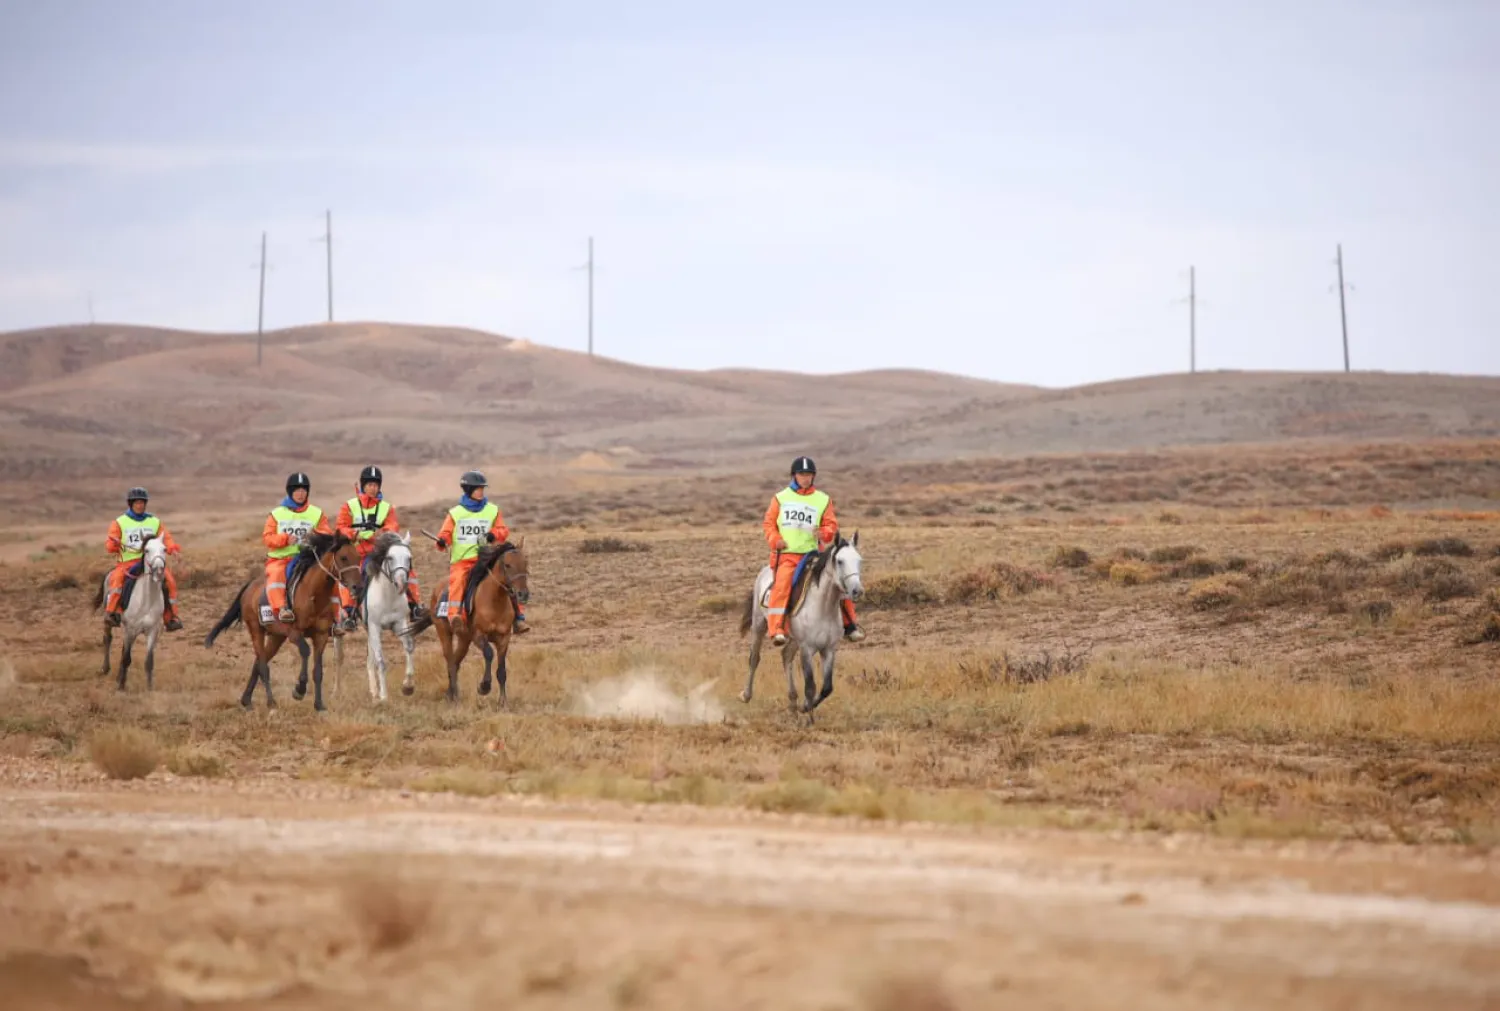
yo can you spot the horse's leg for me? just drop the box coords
[366,613,383,702]
[800,644,819,713]
[241,615,267,709]
[311,630,330,712]
[116,628,134,692]
[144,623,161,691]
[476,638,495,696]
[740,621,765,704]
[490,632,510,705]
[806,644,837,715]
[100,619,113,677]
[399,628,417,697]
[292,638,311,701]
[447,629,473,704]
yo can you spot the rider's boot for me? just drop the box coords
[277,606,295,624]
[843,623,866,643]
[408,599,427,622]
[105,610,123,628]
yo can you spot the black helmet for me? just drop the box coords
[126,486,149,504]
[359,465,383,486]
[790,456,817,476]
[285,472,311,495]
[459,469,488,492]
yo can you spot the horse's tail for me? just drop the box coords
[738,589,755,637]
[405,610,435,638]
[203,578,252,648]
[90,571,107,613]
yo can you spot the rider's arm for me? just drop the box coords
[434,514,455,550]
[763,497,785,550]
[314,513,334,536]
[379,505,401,534]
[105,519,123,557]
[158,525,183,555]
[263,513,292,550]
[488,511,511,544]
[818,499,839,550]
[335,501,356,539]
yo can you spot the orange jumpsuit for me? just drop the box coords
[762,486,858,638]
[434,505,520,624]
[105,518,182,621]
[335,493,421,613]
[262,507,333,612]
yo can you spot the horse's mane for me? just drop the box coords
[464,541,517,600]
[808,533,846,585]
[365,531,405,574]
[287,530,351,600]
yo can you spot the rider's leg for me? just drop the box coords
[840,597,864,641]
[447,560,474,627]
[104,563,130,626]
[266,559,294,622]
[163,568,183,631]
[766,552,802,643]
[405,572,426,618]
[336,580,358,629]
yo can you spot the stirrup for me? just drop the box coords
[770,632,787,647]
[844,624,866,642]
[105,612,122,627]
[277,607,295,623]
[513,617,531,635]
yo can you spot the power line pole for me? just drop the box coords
[256,231,268,367]
[1334,243,1351,372]
[573,237,596,355]
[315,209,334,322]
[1188,265,1197,374]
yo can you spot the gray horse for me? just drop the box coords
[739,532,865,722]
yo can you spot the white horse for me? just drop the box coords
[95,534,168,691]
[739,532,865,722]
[358,531,428,701]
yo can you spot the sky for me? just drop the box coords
[0,0,1495,387]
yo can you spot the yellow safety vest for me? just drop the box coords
[448,502,499,563]
[345,497,390,542]
[773,487,830,555]
[115,514,161,562]
[268,504,324,559]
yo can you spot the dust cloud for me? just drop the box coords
[570,669,724,725]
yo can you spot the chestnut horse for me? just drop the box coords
[431,539,530,704]
[202,530,364,711]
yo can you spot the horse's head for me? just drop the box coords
[369,531,413,592]
[499,536,530,604]
[141,534,168,581]
[833,530,864,602]
[310,530,365,592]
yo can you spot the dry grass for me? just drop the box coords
[3,440,1499,846]
[87,726,160,780]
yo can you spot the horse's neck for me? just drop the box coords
[296,559,334,604]
[130,572,164,612]
[808,559,845,612]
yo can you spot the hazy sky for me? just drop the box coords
[0,1,1495,386]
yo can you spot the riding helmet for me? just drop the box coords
[459,469,488,492]
[285,472,311,495]
[790,456,817,476]
[126,486,150,504]
[359,465,383,486]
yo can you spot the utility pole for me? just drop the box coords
[256,231,268,367]
[573,237,595,355]
[315,209,334,322]
[1334,243,1351,372]
[1188,265,1197,374]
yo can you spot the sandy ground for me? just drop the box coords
[0,779,1496,1010]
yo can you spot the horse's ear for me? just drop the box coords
[851,530,859,548]
[516,535,526,550]
[401,530,411,544]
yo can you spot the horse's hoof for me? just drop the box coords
[401,684,414,697]
[739,690,752,704]
[314,702,327,713]
[240,698,254,710]
[292,687,307,702]
[478,681,491,697]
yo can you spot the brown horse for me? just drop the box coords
[431,539,530,704]
[203,530,364,711]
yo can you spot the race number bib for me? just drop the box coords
[455,519,490,544]
[123,527,150,550]
[436,600,449,618]
[279,519,314,540]
[780,503,818,531]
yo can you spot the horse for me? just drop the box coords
[739,531,865,723]
[431,539,530,704]
[91,533,169,691]
[358,531,433,701]
[202,530,364,711]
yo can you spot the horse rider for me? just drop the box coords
[432,469,530,636]
[104,486,184,632]
[761,455,864,648]
[334,464,427,630]
[262,471,333,625]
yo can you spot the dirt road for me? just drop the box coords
[0,780,1496,1010]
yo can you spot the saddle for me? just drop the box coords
[434,570,518,621]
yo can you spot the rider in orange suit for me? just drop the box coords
[334,465,425,630]
[762,456,862,646]
[263,472,333,623]
[432,469,529,634]
[104,486,184,631]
